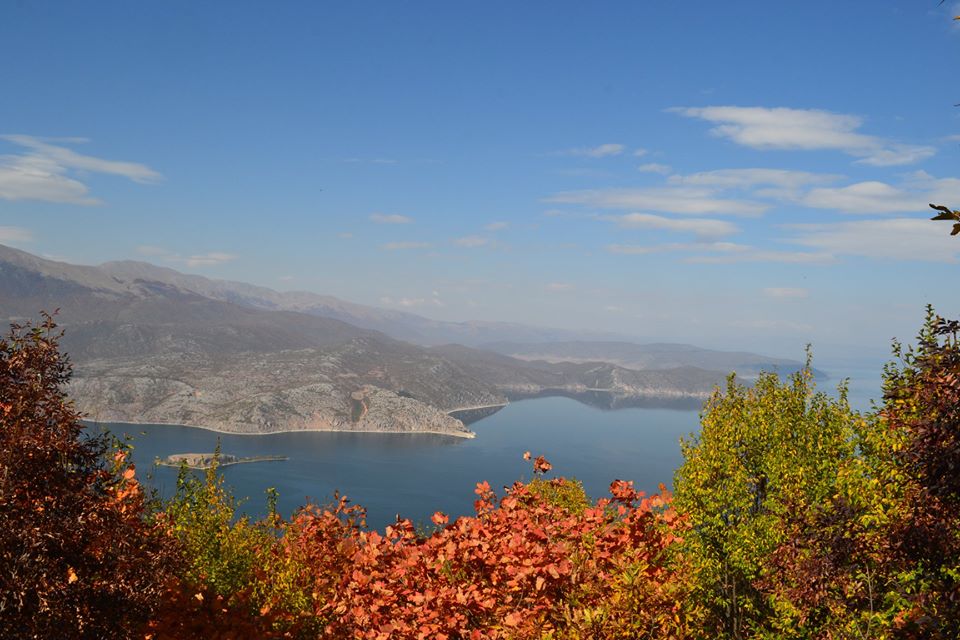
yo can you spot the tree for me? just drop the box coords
[877,307,960,636]
[0,314,177,638]
[673,359,860,638]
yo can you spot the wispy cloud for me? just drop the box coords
[801,181,920,213]
[370,213,413,224]
[484,221,509,231]
[454,235,490,247]
[548,187,768,216]
[546,282,574,292]
[671,106,936,166]
[686,248,835,264]
[637,163,672,175]
[182,252,237,267]
[0,135,161,205]
[787,218,960,263]
[605,213,739,239]
[763,287,809,299]
[800,174,960,214]
[135,245,237,268]
[382,241,431,250]
[0,226,32,243]
[558,143,625,158]
[607,241,749,256]
[668,168,839,190]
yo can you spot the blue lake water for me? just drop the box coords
[100,369,883,531]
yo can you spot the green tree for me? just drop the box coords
[673,358,860,638]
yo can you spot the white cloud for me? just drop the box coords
[0,135,161,205]
[606,213,739,239]
[787,218,960,263]
[134,245,236,268]
[484,221,509,231]
[945,134,960,142]
[548,187,768,216]
[669,168,839,190]
[671,106,936,166]
[338,232,354,239]
[633,148,649,157]
[801,181,920,214]
[454,235,490,247]
[763,287,809,299]
[559,143,625,158]
[183,252,237,267]
[370,213,413,224]
[546,282,574,292]
[637,163,672,175]
[382,241,431,250]
[0,226,32,243]
[686,248,835,264]
[607,241,749,255]
[797,174,960,215]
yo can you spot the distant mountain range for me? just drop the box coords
[0,244,817,435]
[481,341,825,380]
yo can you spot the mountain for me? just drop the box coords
[480,341,824,380]
[92,258,628,346]
[0,244,808,435]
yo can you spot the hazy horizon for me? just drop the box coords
[2,1,958,363]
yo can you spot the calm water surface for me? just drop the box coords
[103,370,882,530]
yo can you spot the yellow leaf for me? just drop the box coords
[67,567,78,584]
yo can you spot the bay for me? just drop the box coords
[102,369,882,531]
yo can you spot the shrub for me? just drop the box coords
[0,314,177,639]
[673,356,861,638]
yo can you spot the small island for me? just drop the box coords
[156,453,288,470]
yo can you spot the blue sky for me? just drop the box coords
[1,1,959,361]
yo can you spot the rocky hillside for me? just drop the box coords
[0,244,800,435]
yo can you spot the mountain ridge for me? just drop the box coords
[0,244,815,435]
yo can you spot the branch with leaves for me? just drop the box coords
[929,204,960,236]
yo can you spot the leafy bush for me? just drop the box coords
[673,355,861,637]
[0,315,177,639]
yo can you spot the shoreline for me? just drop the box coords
[446,402,509,413]
[85,418,477,439]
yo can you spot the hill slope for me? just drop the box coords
[0,244,809,433]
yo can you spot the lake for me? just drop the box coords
[103,370,882,530]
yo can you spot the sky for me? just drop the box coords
[1,1,959,363]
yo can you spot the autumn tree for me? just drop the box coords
[877,308,960,636]
[0,314,177,638]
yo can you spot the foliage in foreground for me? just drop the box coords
[2,309,960,639]
[0,314,178,638]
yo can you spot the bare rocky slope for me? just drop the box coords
[0,244,807,435]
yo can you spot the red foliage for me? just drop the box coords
[0,314,178,638]
[278,479,689,639]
